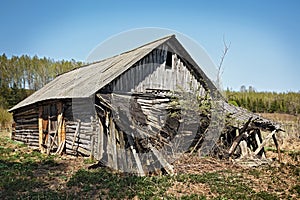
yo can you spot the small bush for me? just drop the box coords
[0,107,12,129]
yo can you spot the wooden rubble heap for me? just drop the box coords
[62,91,281,175]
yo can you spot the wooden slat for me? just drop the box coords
[148,143,174,175]
[66,142,90,156]
[127,133,145,176]
[110,118,118,170]
[97,118,104,160]
[272,133,281,162]
[228,129,247,156]
[71,120,81,149]
[252,130,277,156]
[38,106,44,153]
[57,102,63,145]
[255,131,266,159]
[90,135,95,160]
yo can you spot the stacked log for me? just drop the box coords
[65,120,96,156]
[12,107,39,147]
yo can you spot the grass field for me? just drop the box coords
[0,113,299,199]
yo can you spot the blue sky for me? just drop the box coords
[0,0,299,92]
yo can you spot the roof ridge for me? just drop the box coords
[118,34,175,55]
[87,34,174,64]
[56,34,175,77]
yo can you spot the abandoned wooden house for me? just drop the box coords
[9,35,282,175]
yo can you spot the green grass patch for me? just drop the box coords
[0,135,59,199]
[68,168,173,199]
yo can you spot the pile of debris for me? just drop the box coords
[90,90,282,175]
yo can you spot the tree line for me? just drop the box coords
[225,86,300,115]
[0,54,83,109]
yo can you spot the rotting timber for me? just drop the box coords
[9,35,283,176]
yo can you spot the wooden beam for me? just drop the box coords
[148,143,174,175]
[57,102,63,145]
[254,130,266,159]
[228,129,247,156]
[272,133,282,162]
[56,140,65,155]
[127,133,145,176]
[47,117,51,155]
[252,130,277,156]
[118,130,126,172]
[66,142,90,156]
[90,135,95,160]
[38,106,44,153]
[97,118,104,160]
[240,117,252,134]
[105,112,113,168]
[239,140,249,158]
[110,118,118,170]
[71,120,81,149]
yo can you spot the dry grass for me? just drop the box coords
[259,113,300,138]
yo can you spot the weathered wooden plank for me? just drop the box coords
[15,129,38,133]
[118,130,126,172]
[56,140,65,155]
[14,118,38,123]
[57,102,63,145]
[127,133,145,176]
[46,117,51,155]
[90,135,95,160]
[13,136,39,143]
[38,106,44,153]
[71,120,81,149]
[228,129,247,156]
[272,133,281,162]
[110,118,118,170]
[66,142,90,156]
[106,113,113,167]
[97,118,104,160]
[252,130,277,156]
[255,131,266,159]
[13,108,39,117]
[66,133,91,140]
[239,140,249,158]
[16,124,39,129]
[115,130,123,172]
[66,136,91,145]
[148,143,174,175]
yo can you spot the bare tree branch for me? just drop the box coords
[217,35,231,87]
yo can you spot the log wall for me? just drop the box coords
[12,106,39,147]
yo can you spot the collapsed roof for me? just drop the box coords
[9,35,281,131]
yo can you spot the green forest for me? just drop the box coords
[0,54,300,127]
[0,54,82,127]
[225,88,300,115]
[0,54,83,109]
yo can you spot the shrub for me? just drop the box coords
[0,107,12,130]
